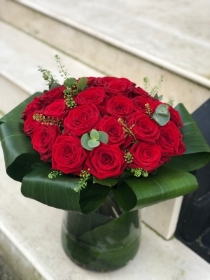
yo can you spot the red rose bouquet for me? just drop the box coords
[22,76,186,186]
[1,57,210,271]
[1,62,210,213]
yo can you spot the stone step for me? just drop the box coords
[0,20,210,280]
[0,0,210,115]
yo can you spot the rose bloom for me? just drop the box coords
[106,95,134,118]
[23,112,42,136]
[39,85,65,106]
[63,104,100,137]
[133,96,161,114]
[75,87,106,106]
[168,106,183,127]
[129,142,162,172]
[31,124,61,161]
[22,97,43,120]
[43,99,68,119]
[85,143,126,179]
[99,116,127,146]
[92,76,115,87]
[104,77,135,97]
[52,135,87,174]
[128,112,160,142]
[132,87,150,98]
[159,121,185,156]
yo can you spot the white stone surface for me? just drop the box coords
[0,145,210,280]
[4,0,210,82]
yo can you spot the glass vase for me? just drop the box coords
[61,192,140,272]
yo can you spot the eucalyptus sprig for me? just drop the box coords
[81,129,108,151]
[38,66,58,87]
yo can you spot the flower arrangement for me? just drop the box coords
[0,57,210,214]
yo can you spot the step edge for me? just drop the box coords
[0,220,54,280]
[15,0,210,89]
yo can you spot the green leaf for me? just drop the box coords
[21,164,82,212]
[90,129,100,140]
[88,139,100,148]
[99,131,108,143]
[168,103,210,171]
[81,133,92,150]
[77,77,87,91]
[93,177,118,187]
[64,77,77,87]
[0,122,41,182]
[112,166,198,211]
[62,210,139,271]
[152,104,170,126]
[0,92,42,124]
[79,182,110,214]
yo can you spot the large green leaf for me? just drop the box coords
[21,165,110,213]
[168,103,210,171]
[62,210,140,271]
[0,122,40,181]
[112,166,198,211]
[79,182,110,214]
[0,92,42,124]
[21,165,82,212]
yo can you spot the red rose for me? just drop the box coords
[93,77,115,87]
[128,112,160,142]
[106,95,134,118]
[99,116,127,146]
[133,96,161,114]
[87,77,97,86]
[52,135,87,174]
[85,144,126,179]
[39,85,65,105]
[22,97,43,119]
[43,99,68,119]
[132,87,150,98]
[23,112,42,136]
[129,142,162,172]
[104,78,135,97]
[169,106,183,127]
[75,87,106,106]
[159,121,185,156]
[63,104,100,136]
[31,124,61,161]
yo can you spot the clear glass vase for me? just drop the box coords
[61,192,140,272]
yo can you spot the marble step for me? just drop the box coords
[0,20,210,280]
[0,0,210,116]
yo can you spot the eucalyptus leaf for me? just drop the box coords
[81,133,92,150]
[90,129,100,140]
[64,77,77,88]
[99,131,108,144]
[88,139,100,148]
[152,104,170,126]
[77,77,88,91]
[153,112,170,126]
